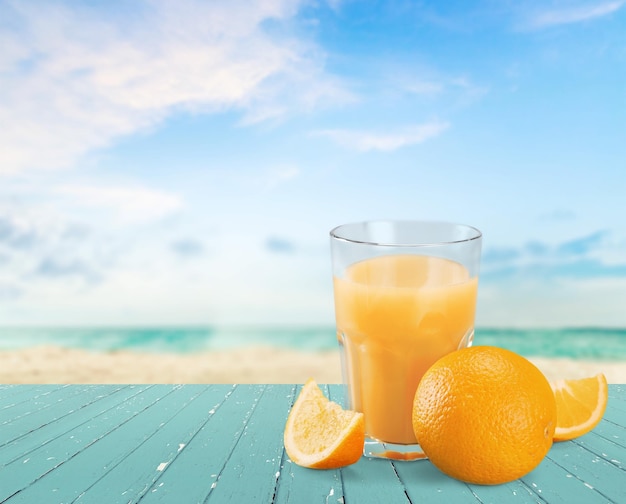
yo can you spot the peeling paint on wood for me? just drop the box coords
[0,384,624,503]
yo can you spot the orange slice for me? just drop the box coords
[283,379,364,469]
[551,373,608,442]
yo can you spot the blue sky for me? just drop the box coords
[0,0,624,328]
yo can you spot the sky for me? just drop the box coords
[0,0,625,329]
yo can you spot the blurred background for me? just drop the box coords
[0,0,625,378]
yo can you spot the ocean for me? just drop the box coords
[0,326,625,360]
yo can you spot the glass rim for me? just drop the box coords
[329,220,482,247]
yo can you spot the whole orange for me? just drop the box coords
[412,346,556,485]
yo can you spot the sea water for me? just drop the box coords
[0,326,625,360]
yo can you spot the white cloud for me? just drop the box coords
[313,121,450,151]
[0,0,350,176]
[55,184,184,225]
[404,80,444,95]
[0,200,98,301]
[265,165,300,188]
[478,276,626,328]
[324,0,345,12]
[524,1,625,29]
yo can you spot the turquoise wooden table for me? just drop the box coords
[0,384,624,503]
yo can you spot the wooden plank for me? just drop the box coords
[605,396,626,418]
[608,384,625,399]
[0,387,145,468]
[137,384,266,503]
[72,385,234,503]
[0,385,185,503]
[342,458,413,503]
[519,455,605,504]
[1,386,77,424]
[573,432,625,471]
[274,460,344,504]
[200,384,296,503]
[0,385,67,408]
[1,385,130,453]
[0,384,624,504]
[0,385,153,502]
[401,459,548,504]
[542,437,626,503]
[593,417,626,446]
[468,480,547,504]
[393,456,481,503]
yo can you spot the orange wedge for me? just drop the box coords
[551,373,608,442]
[283,379,364,469]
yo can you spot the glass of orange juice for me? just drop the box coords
[330,220,482,460]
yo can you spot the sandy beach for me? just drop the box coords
[1,346,625,384]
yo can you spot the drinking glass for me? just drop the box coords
[330,220,482,460]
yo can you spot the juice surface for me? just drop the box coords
[333,254,478,444]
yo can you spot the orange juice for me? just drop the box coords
[333,254,478,444]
